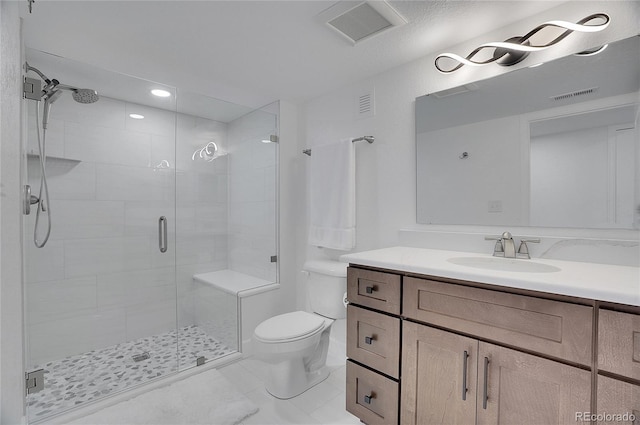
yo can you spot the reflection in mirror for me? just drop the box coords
[416,36,639,229]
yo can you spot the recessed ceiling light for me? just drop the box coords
[151,89,171,98]
[129,113,145,119]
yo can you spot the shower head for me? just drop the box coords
[72,88,99,104]
[56,84,99,104]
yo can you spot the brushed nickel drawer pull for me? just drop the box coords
[364,336,375,345]
[482,356,490,409]
[363,394,374,404]
[462,350,469,401]
[365,286,376,294]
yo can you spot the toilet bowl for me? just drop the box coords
[252,260,347,399]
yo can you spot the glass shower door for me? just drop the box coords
[22,49,179,421]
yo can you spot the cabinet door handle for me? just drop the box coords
[365,286,375,294]
[364,336,374,345]
[482,356,490,409]
[363,394,374,404]
[158,216,167,253]
[462,350,469,401]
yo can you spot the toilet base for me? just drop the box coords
[264,357,330,399]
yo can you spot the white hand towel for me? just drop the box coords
[308,138,356,250]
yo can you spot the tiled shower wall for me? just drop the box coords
[227,108,278,282]
[25,95,229,366]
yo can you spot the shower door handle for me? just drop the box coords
[158,216,167,253]
[24,185,32,215]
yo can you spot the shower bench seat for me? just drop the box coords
[192,270,280,355]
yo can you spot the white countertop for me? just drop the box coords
[340,247,640,307]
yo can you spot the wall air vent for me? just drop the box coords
[550,87,599,101]
[318,1,407,45]
[356,88,375,119]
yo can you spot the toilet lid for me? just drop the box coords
[254,311,325,342]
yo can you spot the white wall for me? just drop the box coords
[0,1,25,422]
[299,1,640,299]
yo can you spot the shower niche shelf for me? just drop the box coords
[27,153,81,164]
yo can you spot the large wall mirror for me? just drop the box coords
[416,36,639,229]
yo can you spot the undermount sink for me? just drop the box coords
[447,256,561,273]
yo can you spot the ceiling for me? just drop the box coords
[20,1,566,109]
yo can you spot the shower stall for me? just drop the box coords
[21,49,279,422]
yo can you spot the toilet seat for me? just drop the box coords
[254,311,325,343]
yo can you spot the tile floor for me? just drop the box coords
[221,357,360,425]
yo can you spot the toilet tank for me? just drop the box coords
[304,260,348,319]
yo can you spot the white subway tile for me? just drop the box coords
[65,122,151,167]
[64,236,151,278]
[125,299,177,341]
[96,267,176,308]
[25,240,65,283]
[96,164,175,202]
[125,103,176,137]
[48,200,124,240]
[26,277,97,324]
[53,95,125,129]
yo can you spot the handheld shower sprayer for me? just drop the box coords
[24,62,100,248]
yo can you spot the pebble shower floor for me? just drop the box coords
[27,325,235,420]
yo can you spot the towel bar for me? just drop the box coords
[302,136,374,156]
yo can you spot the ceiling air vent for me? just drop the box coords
[318,1,407,45]
[550,87,599,101]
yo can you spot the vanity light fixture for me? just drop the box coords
[435,13,610,74]
[129,113,145,119]
[574,44,608,56]
[192,141,224,162]
[151,89,171,98]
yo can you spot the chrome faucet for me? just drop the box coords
[501,232,516,258]
[485,232,539,259]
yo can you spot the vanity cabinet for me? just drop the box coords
[345,264,638,425]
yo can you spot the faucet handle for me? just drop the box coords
[517,238,540,259]
[485,235,504,256]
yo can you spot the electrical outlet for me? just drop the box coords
[488,200,502,213]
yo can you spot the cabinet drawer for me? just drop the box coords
[598,309,640,381]
[347,267,401,315]
[347,305,400,378]
[346,360,398,425]
[597,375,640,425]
[403,277,593,365]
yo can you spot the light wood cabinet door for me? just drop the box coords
[597,375,640,425]
[598,309,640,381]
[401,321,478,425]
[476,341,592,425]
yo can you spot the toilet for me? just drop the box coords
[253,260,347,399]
